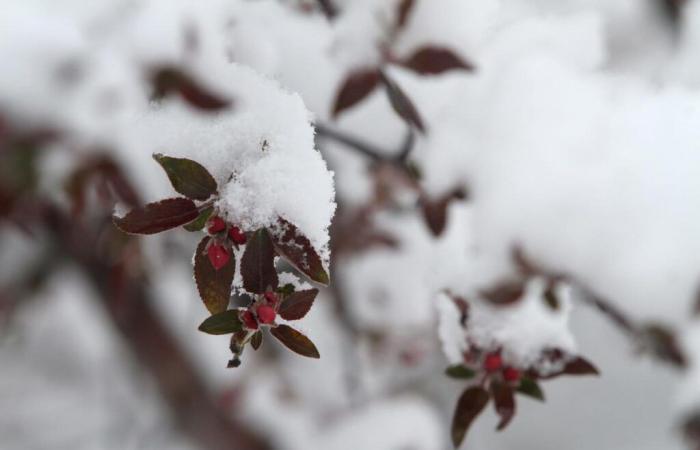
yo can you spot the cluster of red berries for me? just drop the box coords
[205,215,247,270]
[482,352,521,383]
[240,291,279,330]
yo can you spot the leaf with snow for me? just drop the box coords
[194,236,235,314]
[480,279,527,306]
[241,228,278,294]
[278,288,318,321]
[451,386,489,448]
[113,198,199,235]
[270,324,320,358]
[270,218,329,286]
[153,154,217,201]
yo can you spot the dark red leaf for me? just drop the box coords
[332,68,380,118]
[194,236,236,314]
[543,281,560,310]
[401,46,475,75]
[395,0,416,30]
[241,228,278,294]
[113,198,199,235]
[491,381,516,431]
[270,218,329,285]
[278,289,318,321]
[198,310,243,335]
[451,386,490,447]
[420,188,466,237]
[379,71,425,133]
[270,324,320,358]
[480,279,526,306]
[643,323,687,368]
[543,355,600,379]
[153,153,217,201]
[152,67,231,112]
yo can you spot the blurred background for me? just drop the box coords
[2,0,700,449]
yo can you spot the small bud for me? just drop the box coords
[503,367,521,382]
[483,353,502,372]
[257,305,276,325]
[264,291,279,305]
[208,216,226,234]
[241,310,258,330]
[228,226,247,245]
[207,244,230,270]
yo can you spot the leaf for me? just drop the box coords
[491,381,516,431]
[153,154,217,201]
[279,289,318,321]
[480,279,526,306]
[251,330,263,350]
[401,46,475,75]
[445,364,476,380]
[544,355,600,379]
[113,198,199,235]
[194,236,236,314]
[451,386,490,447]
[270,324,320,358]
[420,188,466,237]
[241,228,278,294]
[152,66,231,111]
[516,378,544,402]
[379,71,425,133]
[198,310,243,335]
[184,207,213,232]
[332,68,380,118]
[643,323,687,368]
[543,281,560,310]
[395,0,416,30]
[561,356,600,376]
[270,218,329,285]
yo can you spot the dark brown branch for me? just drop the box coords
[42,206,271,450]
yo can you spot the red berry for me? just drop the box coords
[483,353,502,372]
[241,310,258,330]
[207,244,230,270]
[503,367,521,382]
[263,291,278,305]
[257,305,276,324]
[228,226,247,245]
[208,216,226,234]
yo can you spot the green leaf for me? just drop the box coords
[251,330,263,350]
[198,310,243,335]
[445,364,476,380]
[241,228,278,294]
[194,236,235,314]
[184,207,213,231]
[270,218,329,286]
[277,283,296,296]
[270,324,320,358]
[516,378,545,402]
[278,289,318,321]
[113,197,199,235]
[490,381,516,431]
[153,154,217,201]
[451,386,489,448]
